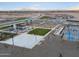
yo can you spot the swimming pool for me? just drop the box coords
[63,26,79,42]
[65,31,75,41]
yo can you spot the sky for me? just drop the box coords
[0,2,79,10]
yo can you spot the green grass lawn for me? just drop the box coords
[40,16,52,19]
[28,28,51,36]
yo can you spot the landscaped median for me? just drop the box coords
[28,28,51,36]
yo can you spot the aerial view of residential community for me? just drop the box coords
[0,2,79,57]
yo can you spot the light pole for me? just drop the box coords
[11,34,14,55]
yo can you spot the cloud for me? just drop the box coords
[15,7,42,11]
[0,8,3,10]
[31,4,40,7]
[3,3,79,11]
[15,4,46,11]
[68,7,79,10]
[64,6,79,10]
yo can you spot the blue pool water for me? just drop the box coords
[64,31,79,42]
[63,25,79,42]
[65,32,74,41]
